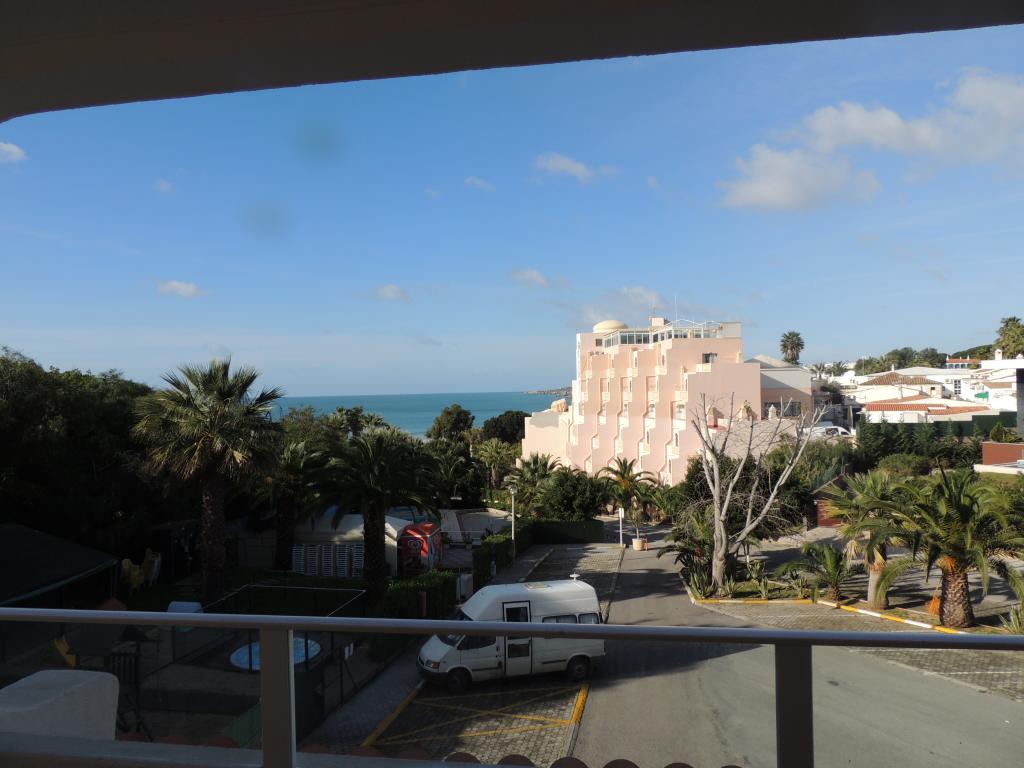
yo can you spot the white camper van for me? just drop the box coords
[418,580,605,693]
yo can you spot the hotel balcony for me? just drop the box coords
[667,443,680,459]
[601,390,610,403]
[674,389,687,403]
[639,441,650,455]
[655,364,668,376]
[617,414,629,429]
[626,367,638,378]
[621,390,632,403]
[614,437,623,453]
[694,363,713,373]
[646,389,659,404]
[598,412,607,425]
[3,595,1024,768]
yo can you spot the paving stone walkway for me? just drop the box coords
[702,601,1024,702]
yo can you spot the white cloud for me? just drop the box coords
[721,145,879,211]
[511,269,550,288]
[153,178,174,194]
[575,285,670,327]
[375,283,411,302]
[464,176,495,191]
[158,280,201,298]
[0,142,27,164]
[534,152,620,185]
[721,70,1024,211]
[645,176,660,189]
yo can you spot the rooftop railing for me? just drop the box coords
[2,607,1024,768]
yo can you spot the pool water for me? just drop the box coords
[229,638,322,671]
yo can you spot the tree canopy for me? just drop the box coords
[481,410,530,444]
[997,316,1024,358]
[426,403,475,443]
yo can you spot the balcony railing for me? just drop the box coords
[694,363,713,373]
[2,607,1023,768]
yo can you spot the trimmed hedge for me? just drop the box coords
[369,570,460,660]
[533,519,605,544]
[376,570,460,620]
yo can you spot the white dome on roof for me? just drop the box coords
[592,319,627,333]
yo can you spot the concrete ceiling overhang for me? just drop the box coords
[3,0,1024,123]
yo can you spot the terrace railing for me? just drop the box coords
[2,607,1024,768]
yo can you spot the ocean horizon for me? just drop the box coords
[272,391,567,437]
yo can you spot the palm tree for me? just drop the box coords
[476,438,519,492]
[823,471,901,609]
[259,441,325,570]
[329,406,387,440]
[809,362,828,378]
[326,429,434,602]
[599,458,655,538]
[877,470,1024,628]
[776,542,860,602]
[828,361,848,377]
[779,330,805,365]
[133,359,282,600]
[429,441,474,506]
[503,453,560,515]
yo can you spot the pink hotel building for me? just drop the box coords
[521,317,812,485]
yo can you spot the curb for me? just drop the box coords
[682,581,811,606]
[601,546,626,623]
[516,547,554,583]
[565,682,590,757]
[817,600,965,634]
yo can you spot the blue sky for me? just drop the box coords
[3,25,1024,395]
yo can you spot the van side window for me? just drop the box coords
[459,635,496,650]
[578,613,601,624]
[542,615,578,624]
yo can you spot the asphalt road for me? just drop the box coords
[573,530,1024,768]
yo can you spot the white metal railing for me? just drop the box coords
[2,607,1023,768]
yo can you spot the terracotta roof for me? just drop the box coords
[985,382,1012,389]
[947,358,979,363]
[869,394,930,404]
[864,372,940,386]
[864,403,988,414]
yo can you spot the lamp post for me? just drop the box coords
[510,487,517,559]
[617,507,624,548]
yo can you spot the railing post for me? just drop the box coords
[261,627,296,768]
[775,643,813,768]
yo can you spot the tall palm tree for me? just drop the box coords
[429,441,474,506]
[878,470,1024,628]
[776,542,860,602]
[779,330,805,365]
[823,471,900,609]
[503,453,559,515]
[328,406,387,440]
[327,429,434,602]
[477,438,519,491]
[133,359,282,600]
[599,458,655,538]
[259,441,325,570]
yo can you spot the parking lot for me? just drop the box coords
[372,675,587,764]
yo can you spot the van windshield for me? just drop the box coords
[439,609,471,646]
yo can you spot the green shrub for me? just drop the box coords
[369,570,460,661]
[877,453,931,477]
[472,518,536,588]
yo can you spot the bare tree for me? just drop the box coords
[690,393,826,591]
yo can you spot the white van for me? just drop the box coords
[418,580,605,693]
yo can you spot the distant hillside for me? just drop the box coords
[525,386,571,397]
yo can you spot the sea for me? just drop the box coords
[272,392,566,437]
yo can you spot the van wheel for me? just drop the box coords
[566,656,590,681]
[446,669,471,694]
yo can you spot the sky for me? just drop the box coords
[2,25,1024,395]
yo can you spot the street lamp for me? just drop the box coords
[509,486,517,559]
[617,507,624,548]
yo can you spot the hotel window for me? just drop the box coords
[953,380,962,395]
[702,352,718,364]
